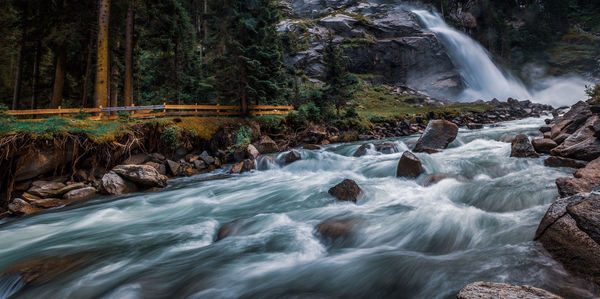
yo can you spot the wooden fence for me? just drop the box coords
[6,103,294,120]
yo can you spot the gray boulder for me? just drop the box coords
[413,120,458,153]
[457,282,561,299]
[101,171,138,195]
[112,165,168,187]
[510,134,539,158]
[396,151,424,178]
[328,179,362,202]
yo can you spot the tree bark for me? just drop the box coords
[82,27,95,107]
[11,38,24,110]
[30,40,41,109]
[240,67,248,116]
[94,0,110,108]
[123,0,134,106]
[51,47,66,108]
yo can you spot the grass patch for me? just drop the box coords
[171,117,235,140]
[353,85,492,119]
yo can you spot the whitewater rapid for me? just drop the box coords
[412,10,591,107]
[0,117,597,298]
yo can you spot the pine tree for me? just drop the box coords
[210,0,288,115]
[322,35,358,115]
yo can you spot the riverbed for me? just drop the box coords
[0,117,596,298]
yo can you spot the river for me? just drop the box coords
[1,117,597,298]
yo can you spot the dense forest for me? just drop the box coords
[0,0,598,113]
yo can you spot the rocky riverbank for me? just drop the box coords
[524,100,600,294]
[0,99,552,220]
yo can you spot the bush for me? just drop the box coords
[234,125,252,147]
[255,115,284,133]
[298,103,321,121]
[161,126,181,149]
[117,111,131,123]
[586,83,600,104]
[345,107,359,119]
[285,110,307,128]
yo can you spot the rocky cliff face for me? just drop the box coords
[279,0,463,98]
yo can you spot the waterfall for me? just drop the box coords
[412,9,532,101]
[411,9,593,106]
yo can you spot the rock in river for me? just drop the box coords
[413,120,458,153]
[112,164,168,187]
[531,138,557,154]
[535,190,600,286]
[328,179,362,202]
[510,134,539,158]
[101,171,138,195]
[396,151,424,178]
[315,218,359,239]
[457,281,561,299]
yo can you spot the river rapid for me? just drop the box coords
[0,117,597,299]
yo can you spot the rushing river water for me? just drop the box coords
[0,117,598,299]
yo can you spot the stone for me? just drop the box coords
[101,171,138,195]
[193,159,207,170]
[535,192,600,286]
[200,151,215,165]
[145,161,167,175]
[1,255,89,284]
[14,180,31,192]
[14,149,73,182]
[328,179,362,202]
[544,156,588,169]
[554,159,600,197]
[166,160,181,176]
[63,187,97,201]
[215,219,245,241]
[531,138,558,154]
[375,142,397,154]
[150,153,166,161]
[466,123,483,130]
[230,162,244,174]
[123,153,149,165]
[27,181,66,198]
[29,198,69,209]
[419,173,467,187]
[232,148,247,162]
[283,150,301,164]
[247,144,260,160]
[241,159,255,173]
[303,144,321,150]
[253,136,279,154]
[510,134,539,158]
[413,120,458,153]
[112,165,168,187]
[315,218,359,239]
[8,198,42,215]
[56,183,87,195]
[539,126,552,133]
[552,133,570,145]
[21,192,41,201]
[353,143,374,157]
[396,151,424,178]
[456,282,561,299]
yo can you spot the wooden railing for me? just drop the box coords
[6,103,294,120]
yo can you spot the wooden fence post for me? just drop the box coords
[131,103,135,116]
[163,102,166,114]
[216,104,220,117]
[99,105,103,119]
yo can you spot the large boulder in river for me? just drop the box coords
[63,187,97,201]
[457,281,561,299]
[328,179,362,202]
[8,198,42,215]
[315,218,359,239]
[253,136,279,154]
[544,156,587,169]
[510,134,539,158]
[396,151,424,178]
[531,138,557,154]
[282,150,302,164]
[550,115,600,161]
[26,181,66,198]
[353,143,374,157]
[535,190,600,286]
[101,171,138,195]
[555,157,600,197]
[112,165,168,187]
[413,120,458,153]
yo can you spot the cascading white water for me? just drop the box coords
[412,9,591,106]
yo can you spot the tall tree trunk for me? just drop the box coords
[123,0,134,106]
[94,0,110,108]
[240,67,248,116]
[51,47,66,108]
[175,40,181,105]
[110,67,119,110]
[11,38,24,110]
[30,40,41,109]
[82,28,95,107]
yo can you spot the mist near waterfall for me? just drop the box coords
[411,9,593,107]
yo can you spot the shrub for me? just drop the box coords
[255,115,284,133]
[586,83,600,104]
[345,107,359,119]
[234,125,252,147]
[117,111,131,123]
[161,126,182,149]
[285,110,307,128]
